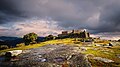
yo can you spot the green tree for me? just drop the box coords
[45,35,55,40]
[23,32,38,45]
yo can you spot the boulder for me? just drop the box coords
[85,54,94,58]
[4,52,12,61]
[8,50,22,56]
[80,47,87,51]
[117,54,120,58]
[5,52,12,58]
[22,50,31,53]
[109,43,113,46]
[94,57,114,63]
[0,45,92,67]
[95,44,102,46]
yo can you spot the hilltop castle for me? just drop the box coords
[58,29,90,38]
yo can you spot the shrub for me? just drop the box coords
[0,45,9,50]
[16,43,25,47]
[45,35,55,40]
[23,32,38,45]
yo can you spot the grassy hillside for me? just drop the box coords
[0,38,120,67]
[0,38,111,54]
[0,38,75,53]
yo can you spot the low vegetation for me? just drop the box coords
[16,43,25,47]
[82,46,120,67]
[0,45,9,50]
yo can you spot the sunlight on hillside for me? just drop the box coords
[0,38,74,53]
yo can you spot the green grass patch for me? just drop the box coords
[83,46,120,67]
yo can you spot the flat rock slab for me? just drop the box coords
[0,44,91,67]
[94,57,114,63]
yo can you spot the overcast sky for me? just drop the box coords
[0,0,120,40]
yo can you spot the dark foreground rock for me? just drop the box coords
[0,44,91,67]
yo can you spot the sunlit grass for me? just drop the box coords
[82,46,120,67]
[0,38,76,53]
[0,43,45,53]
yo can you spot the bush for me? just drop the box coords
[0,45,9,50]
[45,35,55,40]
[16,43,25,47]
[23,32,38,45]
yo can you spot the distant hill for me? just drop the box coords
[0,36,23,47]
[0,36,19,41]
[0,36,45,47]
[37,37,45,42]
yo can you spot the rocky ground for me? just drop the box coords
[0,44,91,67]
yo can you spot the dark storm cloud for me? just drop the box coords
[0,0,120,34]
[98,1,120,33]
[0,0,15,23]
[0,0,29,24]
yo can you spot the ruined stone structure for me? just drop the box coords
[58,29,90,38]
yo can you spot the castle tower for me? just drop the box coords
[83,30,90,38]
